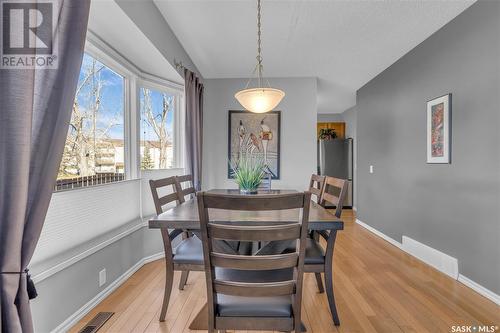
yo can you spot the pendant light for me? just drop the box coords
[235,0,285,114]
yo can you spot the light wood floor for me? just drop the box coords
[70,210,500,333]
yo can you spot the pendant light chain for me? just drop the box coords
[257,0,263,88]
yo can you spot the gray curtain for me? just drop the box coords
[0,1,91,332]
[184,69,204,190]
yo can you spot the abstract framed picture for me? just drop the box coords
[228,110,281,179]
[427,94,452,164]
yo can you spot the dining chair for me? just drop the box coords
[197,191,312,333]
[149,175,204,322]
[307,174,326,293]
[284,176,347,325]
[303,176,348,325]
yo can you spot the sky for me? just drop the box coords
[74,53,174,141]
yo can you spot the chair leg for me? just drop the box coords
[159,262,174,321]
[179,270,190,290]
[324,265,340,326]
[314,272,325,293]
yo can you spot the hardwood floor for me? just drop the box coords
[69,210,500,333]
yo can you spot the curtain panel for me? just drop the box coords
[0,1,91,331]
[184,69,204,190]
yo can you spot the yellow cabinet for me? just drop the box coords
[317,122,345,139]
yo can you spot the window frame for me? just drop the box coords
[137,77,184,171]
[56,34,185,191]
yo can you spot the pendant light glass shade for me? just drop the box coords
[235,87,285,114]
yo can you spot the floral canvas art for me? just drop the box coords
[427,94,451,164]
[431,102,445,157]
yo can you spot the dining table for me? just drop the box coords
[148,189,344,330]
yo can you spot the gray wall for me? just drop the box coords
[202,78,318,191]
[356,1,499,293]
[317,113,344,122]
[31,227,162,333]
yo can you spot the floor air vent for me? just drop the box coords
[78,312,114,333]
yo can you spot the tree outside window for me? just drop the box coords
[140,87,175,170]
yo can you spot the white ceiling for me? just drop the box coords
[88,0,182,83]
[154,0,475,113]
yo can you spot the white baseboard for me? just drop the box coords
[402,236,458,279]
[356,218,499,306]
[51,251,165,333]
[458,274,500,305]
[355,218,402,249]
[143,251,165,264]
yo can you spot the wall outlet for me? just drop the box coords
[369,165,374,174]
[99,269,106,287]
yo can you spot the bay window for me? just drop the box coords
[55,40,184,192]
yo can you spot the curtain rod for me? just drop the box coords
[174,59,188,72]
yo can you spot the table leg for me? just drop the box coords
[254,239,294,255]
[188,303,208,329]
[324,230,340,326]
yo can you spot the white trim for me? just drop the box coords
[355,218,402,249]
[402,236,458,279]
[51,251,165,333]
[32,222,146,283]
[458,274,500,306]
[86,31,184,89]
[140,72,184,91]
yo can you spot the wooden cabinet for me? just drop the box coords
[317,122,345,139]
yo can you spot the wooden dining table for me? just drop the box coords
[148,189,344,330]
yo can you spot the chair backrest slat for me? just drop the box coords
[213,280,296,297]
[211,253,299,270]
[202,193,305,211]
[158,192,180,208]
[321,176,348,218]
[309,174,326,203]
[208,223,301,241]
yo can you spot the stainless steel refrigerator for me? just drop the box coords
[317,138,353,207]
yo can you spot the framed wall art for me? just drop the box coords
[228,110,281,179]
[427,94,452,164]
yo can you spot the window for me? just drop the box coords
[139,87,176,170]
[56,53,125,190]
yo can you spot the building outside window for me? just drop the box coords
[56,53,125,190]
